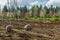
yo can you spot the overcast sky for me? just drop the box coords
[0,0,60,9]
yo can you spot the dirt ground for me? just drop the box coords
[0,20,60,40]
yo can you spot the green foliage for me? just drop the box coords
[17,7,20,10]
[0,16,3,19]
[3,5,8,12]
[39,5,42,10]
[24,16,30,20]
[1,4,60,21]
[23,6,28,12]
[45,14,51,18]
[20,6,28,13]
[49,15,59,21]
[31,17,36,20]
[36,17,44,20]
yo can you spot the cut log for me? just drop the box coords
[13,29,54,39]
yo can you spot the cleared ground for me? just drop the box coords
[0,19,60,40]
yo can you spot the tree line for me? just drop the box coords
[1,4,60,20]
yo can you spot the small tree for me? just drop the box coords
[3,5,8,12]
[39,5,42,10]
[31,6,34,17]
[23,6,28,13]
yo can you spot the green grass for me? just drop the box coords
[0,15,59,21]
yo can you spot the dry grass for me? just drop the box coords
[0,20,60,40]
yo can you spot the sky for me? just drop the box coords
[0,0,60,9]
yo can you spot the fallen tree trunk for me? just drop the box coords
[13,29,54,39]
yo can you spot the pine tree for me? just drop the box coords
[23,6,28,13]
[3,5,8,12]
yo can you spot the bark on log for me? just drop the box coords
[13,29,54,39]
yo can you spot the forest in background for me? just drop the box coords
[0,0,60,21]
